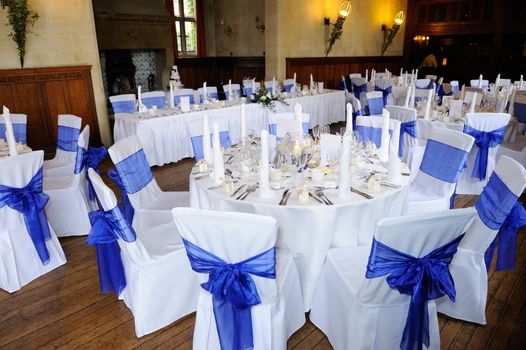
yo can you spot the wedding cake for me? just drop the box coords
[170,65,183,87]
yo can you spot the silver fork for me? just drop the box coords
[239,184,257,200]
[315,189,333,205]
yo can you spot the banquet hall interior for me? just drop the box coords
[2,0,526,349]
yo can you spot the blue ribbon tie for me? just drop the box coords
[75,145,107,201]
[375,85,392,106]
[183,238,276,350]
[399,120,417,158]
[107,168,135,227]
[463,125,506,180]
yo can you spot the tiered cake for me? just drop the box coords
[170,65,183,87]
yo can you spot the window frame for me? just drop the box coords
[168,0,205,58]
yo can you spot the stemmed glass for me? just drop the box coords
[312,125,321,144]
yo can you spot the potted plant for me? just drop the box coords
[5,0,39,67]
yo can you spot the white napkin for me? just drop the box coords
[202,114,212,164]
[469,92,477,113]
[339,133,351,198]
[180,96,191,112]
[169,83,175,108]
[259,130,272,198]
[424,89,433,120]
[2,106,18,156]
[388,120,402,183]
[212,123,224,184]
[378,109,390,162]
[240,103,247,141]
[346,103,353,132]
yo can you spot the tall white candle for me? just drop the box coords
[2,106,18,156]
[424,88,433,120]
[495,74,501,89]
[169,82,175,108]
[259,129,272,198]
[228,79,232,101]
[415,69,419,80]
[404,71,408,86]
[293,73,297,92]
[339,133,351,198]
[240,103,247,141]
[378,109,390,162]
[409,85,416,107]
[520,75,524,90]
[404,86,411,107]
[212,123,224,184]
[272,77,276,96]
[346,103,353,132]
[203,82,207,102]
[294,103,303,134]
[202,114,211,164]
[365,69,368,83]
[469,92,477,113]
[310,73,314,89]
[137,85,142,112]
[478,74,483,88]
[388,120,402,184]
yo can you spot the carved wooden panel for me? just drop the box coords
[0,66,100,153]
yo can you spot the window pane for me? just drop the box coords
[183,0,195,17]
[173,0,181,16]
[185,21,197,54]
[175,21,183,52]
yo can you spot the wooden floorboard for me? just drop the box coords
[1,158,525,349]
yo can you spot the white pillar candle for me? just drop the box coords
[495,74,500,89]
[294,103,303,134]
[388,120,402,184]
[409,85,416,108]
[203,82,207,102]
[137,85,142,112]
[478,74,483,88]
[365,69,368,83]
[424,88,433,120]
[259,129,272,198]
[202,114,212,164]
[378,109,390,162]
[272,77,276,95]
[293,73,297,92]
[339,133,351,198]
[520,75,524,90]
[404,71,408,86]
[404,86,411,107]
[346,103,353,132]
[310,73,314,90]
[228,79,232,101]
[240,103,247,141]
[212,123,224,185]
[169,83,175,108]
[2,106,18,156]
[469,92,477,113]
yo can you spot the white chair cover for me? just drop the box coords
[391,86,410,106]
[243,81,261,96]
[187,117,231,160]
[198,86,219,101]
[172,88,196,105]
[365,91,384,116]
[416,78,434,89]
[310,208,475,350]
[405,128,475,214]
[0,113,27,144]
[496,78,511,87]
[88,169,199,337]
[109,94,136,114]
[282,78,295,92]
[108,135,190,232]
[456,113,511,195]
[44,125,91,236]
[470,79,489,89]
[450,80,460,96]
[349,73,362,79]
[264,80,278,93]
[355,115,396,149]
[0,151,66,292]
[171,207,305,350]
[268,112,310,137]
[385,106,418,161]
[141,90,166,109]
[463,87,484,106]
[222,83,241,100]
[437,156,526,325]
[43,114,82,176]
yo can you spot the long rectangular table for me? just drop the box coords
[114,90,345,166]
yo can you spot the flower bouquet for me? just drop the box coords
[251,82,288,111]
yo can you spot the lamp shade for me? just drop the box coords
[394,11,405,25]
[338,0,352,17]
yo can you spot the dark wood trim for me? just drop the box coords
[195,0,206,57]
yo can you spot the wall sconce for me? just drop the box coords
[381,11,405,56]
[1,0,10,9]
[220,18,232,36]
[324,0,352,57]
[255,16,265,33]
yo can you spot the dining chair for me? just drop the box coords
[0,113,27,144]
[282,78,295,92]
[436,156,526,325]
[355,114,394,149]
[107,135,190,232]
[470,79,489,90]
[87,168,199,337]
[109,94,136,114]
[0,150,67,292]
[310,208,475,350]
[374,78,393,106]
[172,88,196,105]
[141,90,166,109]
[268,112,310,138]
[198,86,219,101]
[243,80,261,96]
[385,106,418,160]
[187,117,231,161]
[222,83,241,100]
[171,207,306,350]
[43,114,82,176]
[365,91,385,116]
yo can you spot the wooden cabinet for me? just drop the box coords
[0,65,100,153]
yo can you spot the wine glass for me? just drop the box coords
[312,124,321,143]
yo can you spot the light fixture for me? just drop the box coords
[413,35,430,46]
[381,11,405,56]
[1,0,10,9]
[220,18,232,36]
[324,0,352,57]
[255,16,265,33]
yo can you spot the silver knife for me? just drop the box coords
[381,181,401,189]
[308,192,324,204]
[283,190,293,205]
[195,174,210,181]
[207,184,222,190]
[279,189,290,205]
[230,184,246,197]
[350,187,373,199]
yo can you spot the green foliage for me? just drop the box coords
[381,24,400,56]
[6,0,39,67]
[325,16,346,57]
[251,82,288,112]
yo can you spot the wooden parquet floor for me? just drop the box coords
[1,157,525,349]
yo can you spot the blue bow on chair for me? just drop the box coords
[366,234,464,350]
[87,206,136,295]
[463,125,506,180]
[375,85,392,106]
[182,238,276,350]
[484,202,526,272]
[0,167,52,264]
[353,83,367,100]
[399,120,417,158]
[107,168,134,227]
[75,146,107,201]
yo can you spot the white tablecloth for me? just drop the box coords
[114,91,345,166]
[189,167,410,310]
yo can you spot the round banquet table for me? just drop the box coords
[189,162,411,310]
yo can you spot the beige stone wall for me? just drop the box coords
[0,0,111,145]
[265,0,407,80]
[204,0,265,57]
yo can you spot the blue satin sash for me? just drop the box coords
[463,125,506,180]
[142,96,166,109]
[353,83,367,99]
[0,167,52,264]
[87,206,136,295]
[399,120,417,157]
[268,122,310,138]
[366,97,384,116]
[416,81,434,90]
[420,140,468,183]
[107,168,134,227]
[283,84,294,93]
[375,85,392,106]
[182,238,276,350]
[224,89,241,100]
[366,234,464,350]
[355,126,393,149]
[57,125,80,152]
[0,123,27,144]
[111,100,136,114]
[476,173,517,230]
[191,131,231,161]
[74,145,107,201]
[114,149,154,194]
[174,94,195,105]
